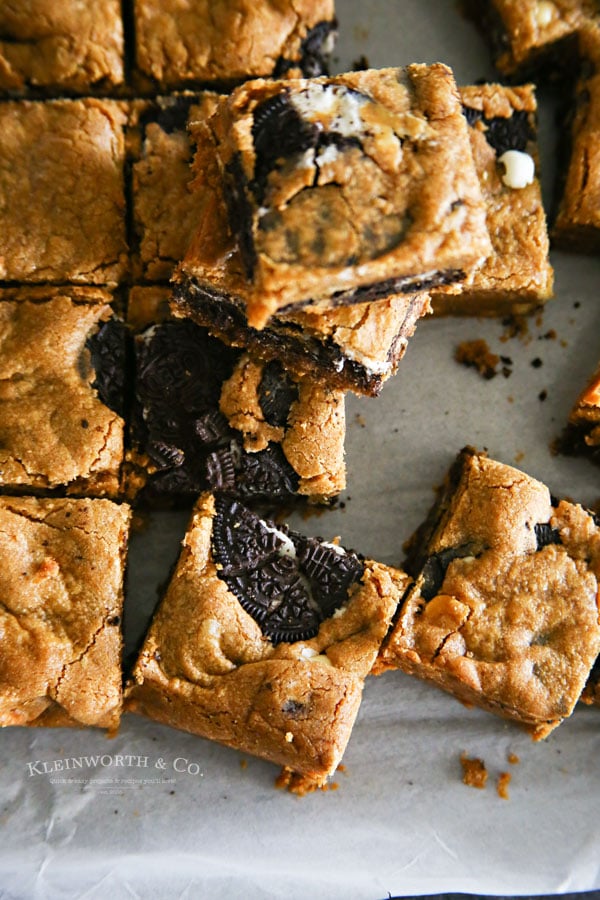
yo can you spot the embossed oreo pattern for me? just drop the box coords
[133,320,300,500]
[212,497,364,643]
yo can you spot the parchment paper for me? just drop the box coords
[2,2,600,897]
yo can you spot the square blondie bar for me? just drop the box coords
[172,97,431,395]
[0,287,127,498]
[126,493,407,788]
[132,94,207,282]
[0,99,129,284]
[431,84,553,316]
[374,447,600,739]
[465,0,595,77]
[0,495,130,731]
[133,0,336,89]
[553,23,600,251]
[0,0,124,95]
[126,286,345,505]
[193,65,490,327]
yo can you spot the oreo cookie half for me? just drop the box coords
[212,497,364,644]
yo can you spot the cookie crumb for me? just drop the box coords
[460,752,488,789]
[497,771,511,799]
[508,752,520,765]
[455,339,500,380]
[240,759,248,770]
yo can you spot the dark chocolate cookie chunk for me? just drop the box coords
[212,497,364,643]
[274,19,337,79]
[85,316,128,418]
[462,105,534,156]
[534,522,562,550]
[420,543,481,602]
[258,360,299,427]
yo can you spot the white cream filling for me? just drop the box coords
[290,84,367,137]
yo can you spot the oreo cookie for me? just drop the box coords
[534,522,562,550]
[258,360,299,427]
[462,105,534,157]
[212,497,364,644]
[420,543,480,602]
[85,316,128,417]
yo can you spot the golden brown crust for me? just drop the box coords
[432,83,553,316]
[0,0,124,94]
[0,495,130,731]
[126,494,407,780]
[0,99,129,284]
[193,65,490,327]
[375,450,600,739]
[134,0,335,86]
[0,288,125,496]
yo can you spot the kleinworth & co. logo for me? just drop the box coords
[25,753,204,794]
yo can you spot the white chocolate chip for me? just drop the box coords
[285,731,294,742]
[300,646,319,659]
[498,150,535,189]
[535,0,557,28]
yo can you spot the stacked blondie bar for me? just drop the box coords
[0,1,598,793]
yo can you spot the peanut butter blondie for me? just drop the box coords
[172,98,431,395]
[464,0,596,77]
[0,99,129,284]
[0,287,127,498]
[190,65,490,327]
[0,494,130,731]
[556,358,600,462]
[133,0,337,89]
[0,0,124,95]
[126,287,345,505]
[553,24,600,251]
[132,94,206,282]
[431,84,553,316]
[374,447,600,739]
[126,493,407,786]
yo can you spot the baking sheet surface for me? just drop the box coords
[2,2,600,897]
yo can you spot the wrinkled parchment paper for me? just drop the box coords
[2,2,600,897]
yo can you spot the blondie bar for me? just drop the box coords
[133,0,336,89]
[0,287,127,497]
[172,98,431,395]
[192,65,490,327]
[0,494,130,731]
[0,0,124,95]
[464,0,595,77]
[374,447,600,739]
[553,24,600,250]
[556,358,600,462]
[126,287,345,505]
[0,99,129,284]
[431,84,553,316]
[126,493,407,786]
[132,94,207,282]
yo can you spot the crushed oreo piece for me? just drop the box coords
[534,522,562,550]
[212,497,364,643]
[420,544,479,602]
[251,91,320,203]
[258,360,299,427]
[273,19,337,78]
[462,106,534,156]
[235,444,300,500]
[85,317,128,417]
